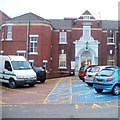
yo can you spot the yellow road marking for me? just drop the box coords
[92,103,102,108]
[75,104,79,109]
[43,78,62,104]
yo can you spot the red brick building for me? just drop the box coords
[0,10,120,78]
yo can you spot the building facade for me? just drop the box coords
[0,10,120,78]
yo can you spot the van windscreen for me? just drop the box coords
[11,61,31,70]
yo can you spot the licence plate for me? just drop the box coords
[97,79,102,82]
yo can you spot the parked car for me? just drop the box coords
[78,65,94,82]
[84,66,108,86]
[93,66,120,95]
[33,67,46,83]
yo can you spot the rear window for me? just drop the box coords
[97,69,114,77]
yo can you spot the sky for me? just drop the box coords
[0,0,119,20]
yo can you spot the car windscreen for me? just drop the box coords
[96,69,114,77]
[11,61,32,70]
[90,66,99,72]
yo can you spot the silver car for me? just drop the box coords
[84,66,108,86]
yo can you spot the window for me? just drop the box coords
[7,25,12,40]
[107,54,115,66]
[16,50,26,57]
[59,32,67,44]
[83,26,91,38]
[5,61,12,71]
[107,31,115,44]
[59,54,66,68]
[83,15,91,20]
[107,60,114,66]
[30,36,38,54]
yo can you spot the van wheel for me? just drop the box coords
[9,80,17,88]
[112,85,120,95]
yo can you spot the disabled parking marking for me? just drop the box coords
[43,78,62,104]
[44,77,119,104]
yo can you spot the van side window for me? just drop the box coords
[5,61,12,71]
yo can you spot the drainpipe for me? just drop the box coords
[26,21,30,60]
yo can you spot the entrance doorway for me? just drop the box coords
[81,51,92,65]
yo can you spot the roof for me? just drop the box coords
[1,11,119,30]
[4,12,51,24]
[102,20,118,30]
[49,19,73,29]
[82,10,92,15]
[0,10,11,23]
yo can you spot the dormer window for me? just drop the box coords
[83,15,91,20]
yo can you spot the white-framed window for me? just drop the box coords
[83,25,91,38]
[59,54,67,69]
[59,32,67,44]
[107,31,115,44]
[107,60,115,66]
[107,54,115,66]
[6,25,12,40]
[16,50,26,57]
[29,35,38,54]
[83,15,91,20]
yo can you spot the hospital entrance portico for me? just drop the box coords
[74,25,100,75]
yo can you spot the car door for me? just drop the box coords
[118,69,120,84]
[3,60,13,80]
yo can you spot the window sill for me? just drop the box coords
[6,39,13,41]
[107,43,115,45]
[59,42,67,45]
[29,52,38,55]
[58,67,67,69]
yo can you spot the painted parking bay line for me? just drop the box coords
[43,78,62,104]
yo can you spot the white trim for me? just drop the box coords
[16,50,26,53]
[58,67,67,69]
[6,39,13,41]
[107,43,115,45]
[29,52,38,55]
[59,42,67,44]
[29,35,39,37]
[29,60,34,62]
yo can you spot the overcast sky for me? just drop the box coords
[0,0,119,20]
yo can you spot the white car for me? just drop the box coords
[84,66,108,86]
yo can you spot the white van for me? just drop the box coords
[0,55,37,88]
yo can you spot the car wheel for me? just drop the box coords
[86,83,93,86]
[95,88,103,93]
[9,79,17,88]
[40,80,45,83]
[112,85,120,95]
[29,83,35,87]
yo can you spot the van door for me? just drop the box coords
[3,61,14,82]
